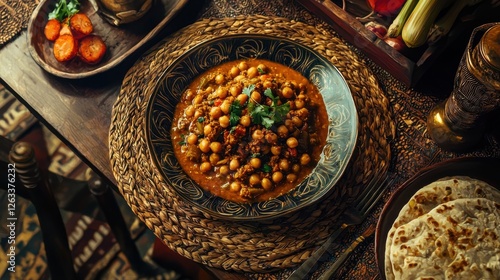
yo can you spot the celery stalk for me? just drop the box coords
[387,0,420,38]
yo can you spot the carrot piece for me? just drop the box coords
[53,34,78,62]
[59,22,72,36]
[78,35,107,64]
[44,19,61,41]
[70,13,93,39]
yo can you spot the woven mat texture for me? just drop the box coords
[109,14,395,273]
[0,0,37,46]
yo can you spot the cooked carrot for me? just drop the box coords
[78,35,106,64]
[53,34,78,62]
[70,13,93,39]
[44,19,61,41]
[59,22,72,36]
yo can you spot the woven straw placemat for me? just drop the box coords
[109,15,395,273]
[0,0,37,46]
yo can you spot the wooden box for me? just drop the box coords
[297,0,499,87]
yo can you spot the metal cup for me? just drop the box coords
[427,23,500,151]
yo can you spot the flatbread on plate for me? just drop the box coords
[384,177,500,280]
[389,198,500,280]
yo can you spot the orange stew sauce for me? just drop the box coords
[171,59,328,203]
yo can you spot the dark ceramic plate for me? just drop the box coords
[27,0,188,79]
[145,34,358,220]
[375,157,500,279]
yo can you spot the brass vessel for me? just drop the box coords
[427,23,500,151]
[95,0,153,26]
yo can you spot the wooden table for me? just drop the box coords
[1,0,499,279]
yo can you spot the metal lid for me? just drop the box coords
[479,24,500,71]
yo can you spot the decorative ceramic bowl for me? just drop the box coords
[145,34,358,220]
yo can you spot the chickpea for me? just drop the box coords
[238,61,249,71]
[282,86,294,99]
[234,75,246,83]
[292,116,303,127]
[210,142,223,153]
[230,181,241,192]
[205,86,214,94]
[209,153,220,165]
[271,146,282,156]
[249,174,260,186]
[193,109,203,120]
[216,87,228,99]
[252,129,264,140]
[229,158,240,170]
[210,107,222,120]
[257,64,268,74]
[287,173,297,183]
[192,94,203,105]
[203,124,212,136]
[184,105,195,117]
[240,115,251,127]
[187,134,198,145]
[247,66,258,78]
[279,159,290,171]
[184,89,195,102]
[200,162,212,173]
[198,139,211,153]
[292,163,301,174]
[261,178,273,191]
[249,157,262,169]
[219,165,229,175]
[236,94,248,105]
[265,132,278,144]
[272,171,283,183]
[229,66,240,78]
[230,84,242,97]
[220,100,231,114]
[295,99,305,109]
[300,154,311,166]
[250,91,261,103]
[263,80,273,89]
[219,115,230,128]
[286,137,299,148]
[277,125,289,138]
[215,74,225,85]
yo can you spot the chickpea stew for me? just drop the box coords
[171,59,328,203]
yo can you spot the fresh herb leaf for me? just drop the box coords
[229,100,243,126]
[242,84,255,97]
[257,67,266,74]
[178,134,187,146]
[197,117,205,123]
[262,164,272,173]
[247,88,290,129]
[48,0,80,21]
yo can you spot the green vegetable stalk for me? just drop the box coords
[402,0,453,48]
[387,0,420,38]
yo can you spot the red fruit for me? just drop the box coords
[367,0,405,16]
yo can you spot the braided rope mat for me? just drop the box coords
[0,0,37,46]
[109,15,395,273]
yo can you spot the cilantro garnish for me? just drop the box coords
[257,67,266,74]
[197,117,205,123]
[178,134,187,146]
[262,164,272,173]
[247,88,290,129]
[48,0,80,21]
[242,84,255,97]
[229,100,243,126]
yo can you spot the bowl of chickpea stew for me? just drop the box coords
[146,34,358,220]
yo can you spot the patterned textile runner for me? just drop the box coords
[0,0,37,46]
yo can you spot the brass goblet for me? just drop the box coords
[95,0,153,26]
[427,23,500,151]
